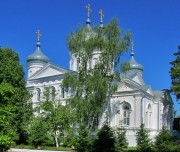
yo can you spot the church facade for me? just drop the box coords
[26,21,174,146]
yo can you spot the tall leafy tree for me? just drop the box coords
[0,47,32,144]
[170,45,180,99]
[63,19,131,129]
[39,87,75,147]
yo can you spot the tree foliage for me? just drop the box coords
[0,47,32,147]
[153,127,180,152]
[0,108,15,152]
[28,117,53,148]
[115,127,128,150]
[39,87,75,147]
[74,124,93,152]
[94,124,115,152]
[63,19,131,129]
[170,45,180,99]
[93,124,115,152]
[136,124,152,152]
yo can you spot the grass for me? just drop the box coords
[12,144,73,151]
[115,147,138,152]
[13,144,138,152]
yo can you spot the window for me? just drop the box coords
[89,59,92,69]
[44,87,50,101]
[146,104,152,128]
[50,86,56,100]
[123,106,130,125]
[71,60,74,70]
[77,57,80,71]
[61,86,65,98]
[37,88,41,101]
[36,106,40,114]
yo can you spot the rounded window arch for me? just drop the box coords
[122,102,132,126]
[146,104,152,128]
[148,104,152,111]
[60,84,65,98]
[77,57,80,71]
[50,86,56,100]
[36,88,41,101]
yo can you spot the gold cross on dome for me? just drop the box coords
[36,30,41,41]
[131,40,134,50]
[99,9,104,22]
[86,4,92,16]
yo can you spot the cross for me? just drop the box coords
[86,4,92,17]
[36,30,41,41]
[99,9,104,22]
[131,40,134,50]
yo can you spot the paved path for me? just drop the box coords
[9,148,73,152]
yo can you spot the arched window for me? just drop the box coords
[123,105,130,125]
[89,59,92,69]
[36,105,40,114]
[146,104,152,128]
[37,88,41,101]
[44,87,50,101]
[77,57,80,71]
[50,86,56,100]
[60,85,65,98]
[71,60,74,70]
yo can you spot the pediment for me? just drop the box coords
[116,80,154,96]
[117,82,138,92]
[146,87,154,96]
[29,63,70,80]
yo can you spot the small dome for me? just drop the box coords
[26,47,49,63]
[129,41,143,71]
[129,56,143,71]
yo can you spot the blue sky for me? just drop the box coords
[0,0,179,113]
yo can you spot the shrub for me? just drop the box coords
[136,124,152,152]
[93,124,115,152]
[153,127,180,152]
[28,117,53,148]
[0,135,14,152]
[74,124,93,152]
[115,127,128,150]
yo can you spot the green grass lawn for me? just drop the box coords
[13,144,138,152]
[12,144,73,151]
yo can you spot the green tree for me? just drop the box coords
[63,19,131,129]
[170,45,180,99]
[0,108,15,152]
[93,124,115,152]
[136,124,152,152]
[115,127,128,150]
[153,127,180,152]
[0,47,32,146]
[40,87,75,147]
[28,117,53,148]
[74,124,93,152]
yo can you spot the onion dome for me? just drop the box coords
[26,30,50,63]
[129,41,143,71]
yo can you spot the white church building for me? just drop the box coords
[26,15,174,146]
